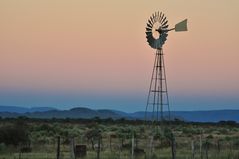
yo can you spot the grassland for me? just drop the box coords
[0,117,239,159]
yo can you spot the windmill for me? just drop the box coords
[145,11,187,124]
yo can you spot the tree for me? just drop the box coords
[0,122,29,146]
[85,128,101,150]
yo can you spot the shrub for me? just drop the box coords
[0,123,29,146]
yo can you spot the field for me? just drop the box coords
[0,117,239,159]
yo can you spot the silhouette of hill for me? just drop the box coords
[0,106,121,119]
[0,105,56,113]
[0,106,239,122]
[130,110,239,122]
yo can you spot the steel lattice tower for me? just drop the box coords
[145,48,170,123]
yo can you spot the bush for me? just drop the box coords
[0,123,29,146]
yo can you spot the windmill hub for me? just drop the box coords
[156,28,163,34]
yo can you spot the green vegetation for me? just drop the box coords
[0,117,239,159]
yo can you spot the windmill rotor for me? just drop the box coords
[145,12,169,49]
[145,11,188,49]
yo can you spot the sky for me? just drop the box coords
[0,0,239,112]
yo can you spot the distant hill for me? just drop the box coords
[172,110,239,122]
[130,110,239,122]
[0,106,29,113]
[0,106,57,113]
[30,107,57,112]
[1,105,239,122]
[0,106,122,119]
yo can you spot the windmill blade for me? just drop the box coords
[152,14,155,23]
[145,31,152,36]
[156,11,160,21]
[150,16,154,24]
[146,33,154,42]
[160,33,168,42]
[159,38,163,46]
[147,23,152,28]
[153,13,157,23]
[147,36,155,46]
[162,33,168,38]
[162,25,169,29]
[146,34,154,39]
[154,14,157,23]
[154,41,158,48]
[146,27,152,32]
[162,20,168,26]
[159,12,162,22]
[157,12,160,20]
[148,20,153,27]
[161,39,164,44]
[154,12,158,22]
[160,14,165,23]
[161,16,167,24]
[162,34,168,41]
[155,39,161,48]
[148,39,154,45]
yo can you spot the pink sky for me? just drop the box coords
[0,0,239,111]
